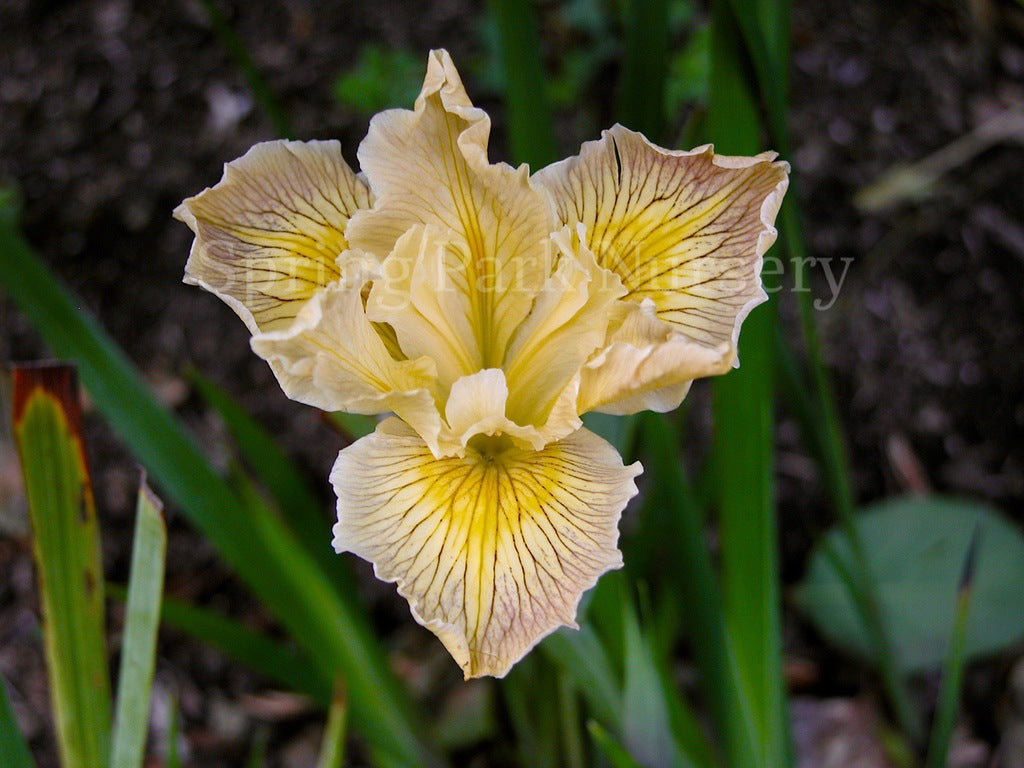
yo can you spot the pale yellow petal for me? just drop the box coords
[503,226,625,432]
[349,49,553,371]
[439,369,546,454]
[250,270,443,452]
[331,418,641,679]
[534,125,788,351]
[175,140,373,333]
[578,299,732,416]
[366,226,480,389]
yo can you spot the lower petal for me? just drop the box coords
[331,418,641,678]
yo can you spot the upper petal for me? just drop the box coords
[503,227,625,430]
[366,225,481,389]
[348,49,553,371]
[331,418,641,679]
[176,140,372,333]
[534,125,788,353]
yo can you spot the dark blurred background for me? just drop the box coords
[1,0,1022,765]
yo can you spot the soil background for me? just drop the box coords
[1,0,1023,766]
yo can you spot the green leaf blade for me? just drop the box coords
[0,195,444,768]
[489,0,559,167]
[316,685,349,768]
[588,721,643,768]
[706,3,787,765]
[12,363,111,768]
[110,480,167,768]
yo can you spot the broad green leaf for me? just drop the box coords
[110,480,166,768]
[12,364,111,768]
[0,674,36,768]
[798,496,1024,673]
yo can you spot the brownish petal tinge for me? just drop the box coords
[176,140,372,333]
[534,124,788,352]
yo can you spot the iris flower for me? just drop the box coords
[176,50,788,678]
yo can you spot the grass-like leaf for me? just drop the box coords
[557,674,586,768]
[110,479,167,768]
[107,582,331,706]
[618,0,669,142]
[502,654,561,768]
[0,674,36,768]
[706,4,787,765]
[194,0,293,138]
[542,625,620,730]
[587,721,643,768]
[323,411,377,441]
[189,372,356,595]
[719,0,921,742]
[164,696,182,768]
[488,0,558,167]
[316,684,349,768]
[620,588,707,768]
[925,527,980,768]
[0,203,443,768]
[638,412,740,767]
[12,363,111,768]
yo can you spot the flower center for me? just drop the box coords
[468,432,514,459]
